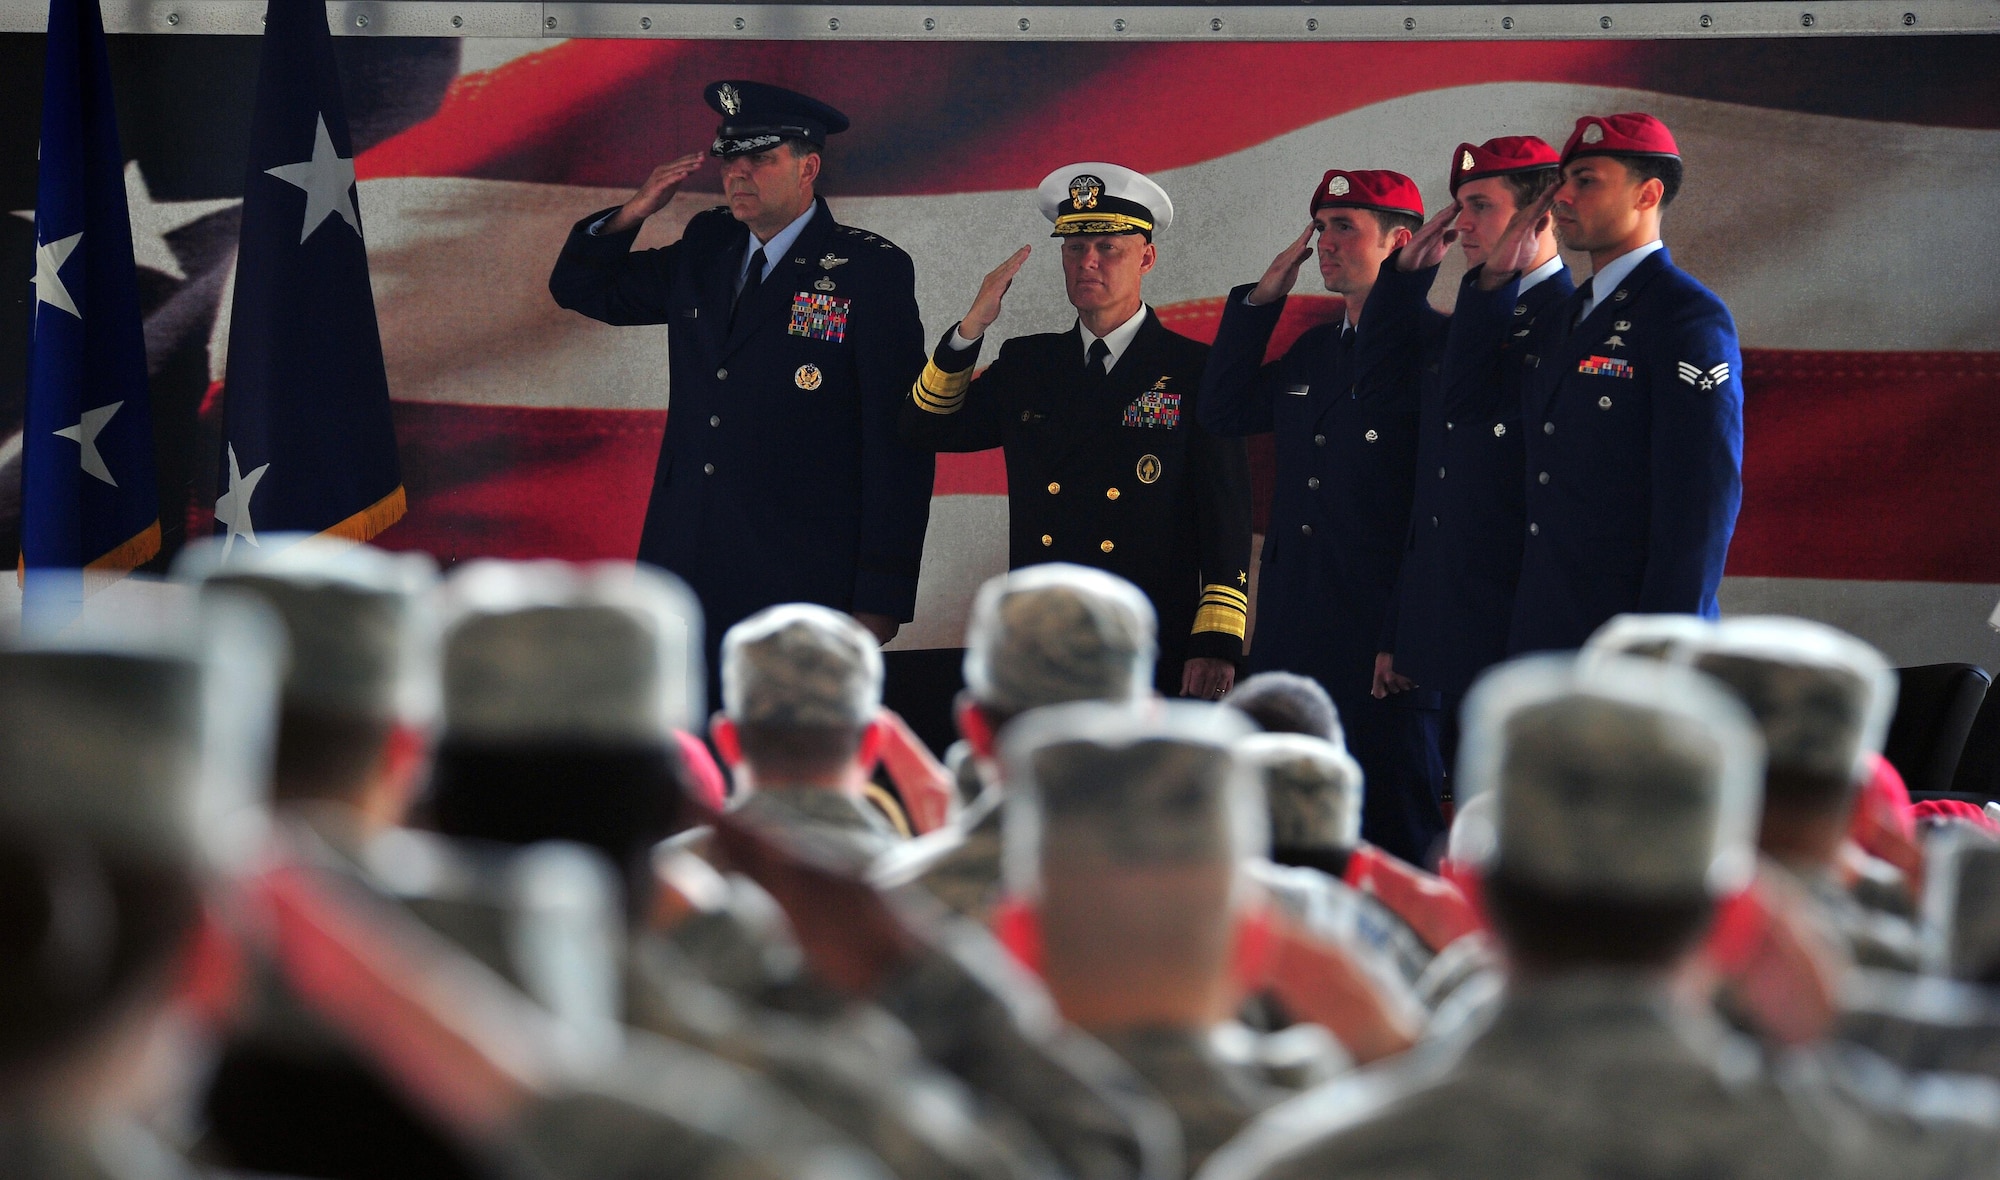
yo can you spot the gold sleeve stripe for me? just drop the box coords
[1193,583,1249,639]
[911,358,972,415]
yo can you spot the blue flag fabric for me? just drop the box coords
[22,0,162,622]
[218,0,403,558]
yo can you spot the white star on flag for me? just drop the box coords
[32,231,83,319]
[214,442,270,560]
[16,162,238,282]
[52,401,124,486]
[264,113,360,244]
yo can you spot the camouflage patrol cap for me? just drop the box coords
[1459,654,1765,899]
[1582,613,1716,664]
[998,701,1260,896]
[0,594,285,872]
[1682,616,1894,787]
[962,563,1157,716]
[722,603,883,730]
[1237,732,1363,852]
[438,561,704,745]
[175,534,439,723]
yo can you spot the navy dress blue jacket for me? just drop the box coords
[1386,263,1575,700]
[1198,261,1446,705]
[1507,246,1743,654]
[550,199,935,663]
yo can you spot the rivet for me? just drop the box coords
[1800,12,1814,25]
[826,16,839,29]
[1210,17,1222,31]
[543,14,556,28]
[1502,15,1514,28]
[1403,16,1416,29]
[450,13,462,26]
[1599,14,1613,28]
[1306,17,1318,31]
[922,16,934,29]
[1700,12,1713,26]
[1017,16,1030,30]
[165,10,179,23]
[1113,17,1126,30]
[354,13,368,27]
[1902,10,1917,23]
[733,15,745,28]
[639,15,650,28]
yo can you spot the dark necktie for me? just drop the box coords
[732,244,768,328]
[1086,337,1111,378]
[1569,277,1596,329]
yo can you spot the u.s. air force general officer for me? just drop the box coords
[549,81,934,692]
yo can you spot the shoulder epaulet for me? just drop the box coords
[835,224,900,251]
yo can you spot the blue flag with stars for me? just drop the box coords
[22,0,163,624]
[217,0,403,559]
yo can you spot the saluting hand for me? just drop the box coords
[958,245,1032,341]
[1246,224,1316,306]
[603,151,708,235]
[1475,187,1558,291]
[1397,201,1461,271]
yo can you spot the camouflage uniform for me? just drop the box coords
[730,786,901,869]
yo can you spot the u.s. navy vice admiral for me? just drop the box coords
[1508,113,1744,654]
[549,81,934,690]
[1197,169,1447,864]
[898,164,1252,699]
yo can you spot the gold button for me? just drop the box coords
[1100,540,1115,553]
[1047,482,1061,494]
[1106,488,1120,500]
[1041,534,1053,547]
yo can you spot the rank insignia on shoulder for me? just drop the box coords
[1578,355,1635,379]
[1136,454,1162,484]
[795,364,823,390]
[1602,334,1625,349]
[814,276,837,292]
[1676,361,1731,391]
[819,254,849,270]
[1122,381,1182,429]
[1614,320,1631,332]
[1612,289,1629,302]
[788,292,852,343]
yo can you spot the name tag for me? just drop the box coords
[788,292,851,343]
[1577,355,1634,379]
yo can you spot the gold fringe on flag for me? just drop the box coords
[320,485,407,544]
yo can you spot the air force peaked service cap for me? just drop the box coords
[0,594,285,872]
[963,563,1157,717]
[1239,732,1364,853]
[706,80,850,157]
[1459,654,1765,900]
[438,561,703,746]
[175,534,439,723]
[722,603,883,731]
[999,702,1260,894]
[1039,163,1174,239]
[1683,617,1895,788]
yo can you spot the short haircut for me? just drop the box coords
[1225,672,1340,741]
[1500,165,1563,209]
[1362,207,1423,240]
[271,707,396,806]
[1610,154,1682,206]
[1483,870,1711,971]
[735,721,866,784]
[425,741,690,916]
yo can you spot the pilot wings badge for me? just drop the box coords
[1676,361,1732,391]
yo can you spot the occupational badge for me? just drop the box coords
[1599,395,1614,409]
[1069,174,1104,210]
[1676,361,1732,391]
[788,292,852,343]
[1461,149,1476,172]
[718,83,742,116]
[1136,454,1162,484]
[1602,335,1626,349]
[794,364,823,391]
[818,254,849,270]
[1328,174,1350,197]
[1578,355,1634,379]
[1614,320,1631,332]
[1581,121,1605,144]
[814,277,837,292]
[1121,379,1182,429]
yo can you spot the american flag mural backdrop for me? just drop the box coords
[2,34,1997,669]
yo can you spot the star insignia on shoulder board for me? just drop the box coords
[819,253,849,270]
[1237,571,1248,586]
[1676,361,1731,391]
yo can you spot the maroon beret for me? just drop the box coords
[1561,113,1681,166]
[1449,136,1562,195]
[1310,169,1424,219]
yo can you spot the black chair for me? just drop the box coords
[1950,689,2000,803]
[1884,663,1992,797]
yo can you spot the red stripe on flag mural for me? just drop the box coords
[1729,350,2000,583]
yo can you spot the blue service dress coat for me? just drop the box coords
[1507,247,1743,654]
[549,198,935,671]
[1386,263,1575,703]
[897,310,1253,693]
